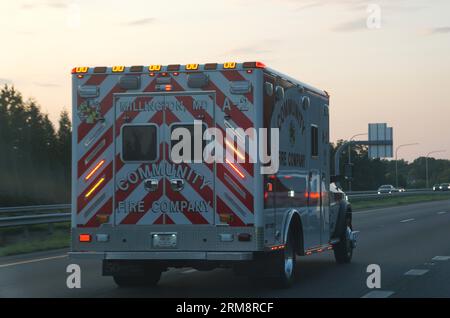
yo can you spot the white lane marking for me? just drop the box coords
[432,256,450,261]
[400,218,415,223]
[0,254,68,268]
[404,269,429,276]
[361,290,395,298]
[437,211,447,215]
[181,269,198,274]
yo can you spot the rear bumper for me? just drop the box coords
[69,251,253,261]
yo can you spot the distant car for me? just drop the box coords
[377,184,399,194]
[433,184,440,191]
[439,183,450,191]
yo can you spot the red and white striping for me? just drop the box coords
[76,70,255,227]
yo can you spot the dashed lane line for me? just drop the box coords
[437,211,447,215]
[181,269,198,274]
[404,269,429,276]
[0,254,68,268]
[400,218,415,223]
[432,256,450,261]
[361,290,395,298]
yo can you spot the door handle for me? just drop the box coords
[170,179,184,192]
[144,178,158,192]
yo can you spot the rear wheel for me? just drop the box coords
[269,230,296,288]
[334,226,353,264]
[113,270,162,287]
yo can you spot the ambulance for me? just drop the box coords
[70,62,356,288]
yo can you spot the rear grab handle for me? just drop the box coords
[144,179,159,192]
[170,179,185,192]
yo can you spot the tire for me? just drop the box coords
[113,270,162,288]
[334,226,353,264]
[270,230,297,288]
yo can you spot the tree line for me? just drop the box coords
[0,85,70,206]
[0,85,449,206]
[331,142,450,191]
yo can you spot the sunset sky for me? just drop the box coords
[1,0,449,161]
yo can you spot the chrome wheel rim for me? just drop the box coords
[284,246,294,278]
[345,227,353,257]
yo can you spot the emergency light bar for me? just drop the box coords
[71,66,88,74]
[149,65,162,71]
[223,62,237,69]
[112,66,125,73]
[72,61,266,74]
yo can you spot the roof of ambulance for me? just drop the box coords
[73,63,329,99]
[264,66,328,99]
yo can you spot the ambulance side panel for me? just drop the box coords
[262,70,330,251]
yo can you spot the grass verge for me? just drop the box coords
[351,193,450,211]
[0,232,69,257]
[0,223,70,257]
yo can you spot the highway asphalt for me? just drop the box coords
[1,200,450,298]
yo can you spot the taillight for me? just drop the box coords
[79,234,91,242]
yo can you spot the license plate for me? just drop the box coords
[152,233,177,248]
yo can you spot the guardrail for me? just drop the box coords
[0,189,446,228]
[348,189,443,200]
[0,204,70,229]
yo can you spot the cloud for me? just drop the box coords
[123,18,156,26]
[332,18,368,32]
[290,0,430,13]
[21,1,67,10]
[428,27,450,35]
[33,82,60,87]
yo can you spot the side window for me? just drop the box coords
[122,125,158,162]
[311,125,319,157]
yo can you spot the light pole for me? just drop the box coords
[425,150,446,189]
[347,133,367,192]
[395,143,419,188]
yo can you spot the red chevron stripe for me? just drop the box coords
[216,196,246,227]
[217,163,254,213]
[220,70,254,104]
[77,161,113,213]
[77,127,113,178]
[119,184,164,225]
[203,79,253,130]
[163,178,209,225]
[78,197,112,228]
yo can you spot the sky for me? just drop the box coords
[1,0,450,162]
